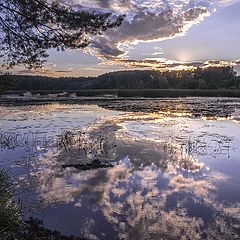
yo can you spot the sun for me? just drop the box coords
[176,51,192,62]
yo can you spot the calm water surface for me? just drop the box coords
[0,97,240,239]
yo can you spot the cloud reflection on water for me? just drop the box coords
[23,113,240,239]
[1,99,240,239]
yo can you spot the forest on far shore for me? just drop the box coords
[1,66,240,93]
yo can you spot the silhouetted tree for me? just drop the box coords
[0,72,16,93]
[198,79,207,89]
[0,0,124,68]
[1,66,238,91]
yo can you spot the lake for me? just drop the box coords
[1,97,240,239]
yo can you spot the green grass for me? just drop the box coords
[0,170,20,235]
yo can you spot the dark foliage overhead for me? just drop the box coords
[0,0,124,68]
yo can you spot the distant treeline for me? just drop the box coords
[1,66,240,92]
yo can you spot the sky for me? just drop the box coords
[14,0,240,77]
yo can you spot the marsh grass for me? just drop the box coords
[0,170,20,235]
[0,129,115,160]
[56,129,116,160]
[159,134,233,173]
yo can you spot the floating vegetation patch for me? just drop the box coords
[98,98,240,119]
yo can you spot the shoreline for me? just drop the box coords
[1,95,240,106]
[1,89,240,105]
[2,89,240,99]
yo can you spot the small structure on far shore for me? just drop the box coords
[70,93,77,98]
[23,91,32,97]
[58,91,68,97]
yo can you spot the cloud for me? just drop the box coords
[151,52,164,56]
[70,0,239,68]
[94,0,131,10]
[72,0,132,12]
[216,0,240,7]
[16,0,238,76]
[102,58,240,71]
[94,0,112,8]
[16,67,73,77]
[87,6,209,59]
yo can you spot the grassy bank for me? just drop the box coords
[0,170,20,235]
[0,170,84,239]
